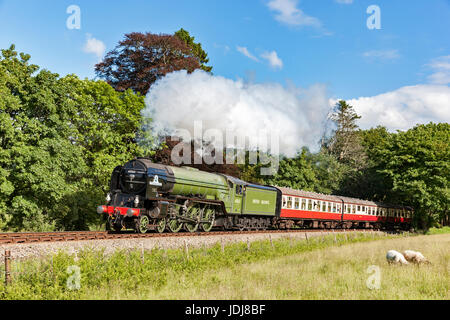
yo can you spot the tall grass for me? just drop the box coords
[0,232,447,300]
[426,226,450,235]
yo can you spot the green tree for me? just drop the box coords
[175,28,212,73]
[0,45,147,231]
[375,123,449,228]
[307,150,349,195]
[324,100,366,169]
[264,149,318,191]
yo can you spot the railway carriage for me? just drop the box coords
[278,187,412,230]
[98,158,413,233]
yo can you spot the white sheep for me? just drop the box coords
[386,250,409,265]
[403,250,431,265]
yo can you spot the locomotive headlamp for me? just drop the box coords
[106,193,111,202]
[134,196,139,207]
[97,205,106,214]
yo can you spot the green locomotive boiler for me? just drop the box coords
[98,158,282,233]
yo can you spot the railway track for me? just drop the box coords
[0,228,377,245]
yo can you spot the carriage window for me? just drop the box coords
[337,204,340,213]
[347,205,351,214]
[322,202,327,212]
[332,203,336,213]
[301,199,306,210]
[287,197,292,209]
[282,196,287,208]
[317,201,321,211]
[294,198,300,210]
[328,202,332,212]
[307,200,312,211]
[352,205,356,214]
[357,205,361,212]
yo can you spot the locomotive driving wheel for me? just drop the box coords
[137,215,149,234]
[184,206,201,233]
[167,218,183,233]
[201,207,215,232]
[156,218,166,233]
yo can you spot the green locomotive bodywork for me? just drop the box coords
[169,166,229,200]
[105,158,281,233]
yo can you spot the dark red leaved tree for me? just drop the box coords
[95,32,202,95]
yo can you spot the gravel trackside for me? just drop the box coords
[0,231,368,260]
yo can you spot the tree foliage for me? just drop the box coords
[324,100,366,169]
[95,30,211,95]
[371,123,449,228]
[174,28,212,73]
[0,45,146,231]
[241,148,348,195]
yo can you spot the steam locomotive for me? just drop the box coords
[97,158,413,233]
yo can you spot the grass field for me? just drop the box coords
[1,232,448,300]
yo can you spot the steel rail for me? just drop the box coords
[0,228,384,245]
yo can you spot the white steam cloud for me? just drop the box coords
[142,70,331,157]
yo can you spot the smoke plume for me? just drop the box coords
[142,70,331,158]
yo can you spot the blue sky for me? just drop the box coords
[0,0,449,131]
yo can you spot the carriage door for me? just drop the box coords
[231,184,244,214]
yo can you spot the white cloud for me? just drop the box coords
[260,51,283,69]
[236,46,259,62]
[363,49,400,61]
[83,34,106,60]
[334,85,450,131]
[427,55,450,85]
[143,70,331,156]
[267,0,321,27]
